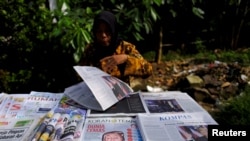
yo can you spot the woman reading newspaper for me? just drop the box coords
[79,10,153,86]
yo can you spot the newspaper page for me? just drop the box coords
[4,94,29,118]
[0,93,9,109]
[139,91,210,114]
[0,93,29,118]
[0,117,41,141]
[136,112,218,141]
[64,81,102,111]
[0,94,15,118]
[69,66,133,111]
[82,117,143,141]
[18,91,64,118]
[86,92,147,117]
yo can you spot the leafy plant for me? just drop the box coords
[213,85,250,125]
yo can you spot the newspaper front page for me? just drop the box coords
[82,117,143,141]
[136,112,218,141]
[66,66,133,111]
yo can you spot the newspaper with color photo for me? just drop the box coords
[81,117,143,141]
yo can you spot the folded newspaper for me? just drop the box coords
[136,112,218,141]
[64,66,133,111]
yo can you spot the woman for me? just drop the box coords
[79,10,152,85]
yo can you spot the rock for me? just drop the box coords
[186,74,203,87]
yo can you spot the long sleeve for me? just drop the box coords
[111,41,153,78]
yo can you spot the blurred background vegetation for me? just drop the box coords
[1,0,250,125]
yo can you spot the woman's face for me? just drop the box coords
[95,21,112,46]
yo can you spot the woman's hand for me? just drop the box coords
[100,54,128,73]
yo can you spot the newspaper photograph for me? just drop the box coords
[69,66,133,111]
[82,117,143,141]
[136,112,218,141]
[140,91,210,114]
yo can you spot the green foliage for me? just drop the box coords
[142,51,155,62]
[50,7,95,62]
[111,0,161,41]
[0,69,32,93]
[162,50,184,61]
[214,85,250,125]
[0,1,78,93]
[194,51,217,62]
[218,50,250,65]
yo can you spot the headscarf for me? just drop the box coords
[92,11,121,65]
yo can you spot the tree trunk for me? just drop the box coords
[156,26,163,64]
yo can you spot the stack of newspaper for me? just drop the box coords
[0,91,88,141]
[0,91,64,141]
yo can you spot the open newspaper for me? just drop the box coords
[81,117,143,141]
[86,91,213,117]
[136,112,218,141]
[64,66,133,111]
